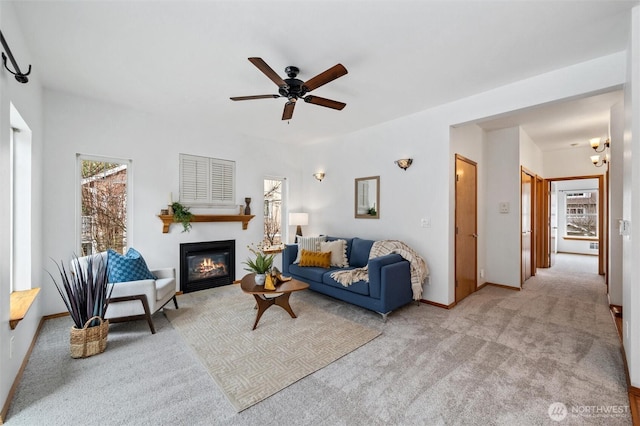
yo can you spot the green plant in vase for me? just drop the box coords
[171,201,193,232]
[242,244,275,285]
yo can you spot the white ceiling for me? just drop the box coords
[476,90,623,151]
[10,1,638,146]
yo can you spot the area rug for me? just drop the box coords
[164,285,381,412]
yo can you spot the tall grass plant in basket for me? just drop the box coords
[48,255,114,358]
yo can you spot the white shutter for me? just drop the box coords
[210,159,235,205]
[180,154,235,206]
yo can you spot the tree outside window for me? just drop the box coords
[263,178,283,248]
[80,160,128,255]
[565,191,598,237]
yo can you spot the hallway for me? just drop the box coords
[550,252,599,275]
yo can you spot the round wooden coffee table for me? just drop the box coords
[240,273,309,330]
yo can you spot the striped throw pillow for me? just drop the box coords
[294,236,327,264]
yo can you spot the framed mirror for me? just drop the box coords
[355,176,380,219]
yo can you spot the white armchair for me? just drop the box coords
[74,252,178,334]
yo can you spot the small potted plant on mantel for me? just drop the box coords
[171,201,193,233]
[242,244,275,285]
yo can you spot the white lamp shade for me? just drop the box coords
[289,212,309,226]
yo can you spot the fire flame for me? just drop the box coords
[198,258,226,275]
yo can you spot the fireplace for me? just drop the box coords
[180,240,235,293]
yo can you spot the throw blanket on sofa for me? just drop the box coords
[330,240,428,300]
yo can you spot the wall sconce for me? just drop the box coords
[590,137,610,153]
[313,172,325,181]
[289,212,309,237]
[591,154,608,168]
[395,158,413,171]
[589,137,610,168]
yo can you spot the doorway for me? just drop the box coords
[455,154,478,303]
[546,176,604,276]
[521,167,535,284]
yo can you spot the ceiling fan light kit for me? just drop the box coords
[230,57,348,120]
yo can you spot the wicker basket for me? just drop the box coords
[70,316,109,359]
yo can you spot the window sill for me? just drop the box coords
[563,236,598,241]
[262,247,284,255]
[9,288,40,330]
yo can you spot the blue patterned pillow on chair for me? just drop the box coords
[107,248,156,283]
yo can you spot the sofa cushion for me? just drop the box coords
[322,271,369,296]
[289,264,339,282]
[320,239,349,267]
[299,250,331,268]
[350,238,374,268]
[107,248,156,284]
[293,236,327,263]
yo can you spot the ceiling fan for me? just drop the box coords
[230,57,348,120]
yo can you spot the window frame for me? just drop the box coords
[76,154,133,254]
[563,189,598,238]
[263,176,287,248]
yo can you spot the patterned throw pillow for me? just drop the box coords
[293,236,327,263]
[107,248,156,284]
[298,249,331,268]
[320,239,349,267]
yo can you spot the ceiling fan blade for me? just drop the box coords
[303,64,348,92]
[304,95,346,110]
[282,101,296,120]
[248,57,288,88]
[230,94,280,101]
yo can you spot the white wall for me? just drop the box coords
[519,128,543,174]
[41,90,302,315]
[543,146,606,178]
[0,1,44,417]
[623,5,640,388]
[484,127,521,287]
[609,101,624,306]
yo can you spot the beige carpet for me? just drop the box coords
[164,284,381,412]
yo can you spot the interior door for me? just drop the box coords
[550,181,557,267]
[455,155,477,303]
[535,176,546,268]
[521,169,533,283]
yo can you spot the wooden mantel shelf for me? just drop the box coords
[158,214,255,233]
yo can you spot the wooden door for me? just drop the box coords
[455,155,477,303]
[535,176,547,268]
[550,181,557,267]
[521,169,533,283]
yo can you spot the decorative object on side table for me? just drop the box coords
[48,255,113,358]
[171,201,193,232]
[242,243,275,285]
[265,267,292,290]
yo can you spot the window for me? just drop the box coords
[179,154,235,206]
[78,155,131,255]
[263,177,285,247]
[564,190,598,237]
[10,104,32,292]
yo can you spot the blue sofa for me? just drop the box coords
[282,237,414,320]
